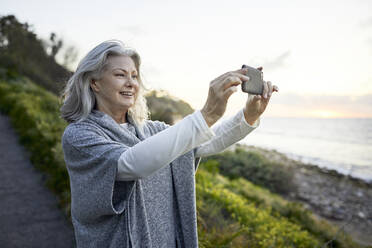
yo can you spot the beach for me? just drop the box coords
[238,144,372,247]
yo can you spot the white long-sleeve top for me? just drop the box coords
[116,108,260,181]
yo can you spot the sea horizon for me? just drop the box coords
[239,116,372,183]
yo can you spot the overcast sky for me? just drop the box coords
[2,0,372,118]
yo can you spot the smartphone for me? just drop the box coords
[241,65,264,95]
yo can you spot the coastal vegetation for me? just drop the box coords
[0,14,368,247]
[0,77,364,247]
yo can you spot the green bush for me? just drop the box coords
[196,165,321,247]
[205,147,295,195]
[196,160,361,248]
[226,178,357,248]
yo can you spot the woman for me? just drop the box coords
[60,40,278,248]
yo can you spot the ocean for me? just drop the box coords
[240,117,372,183]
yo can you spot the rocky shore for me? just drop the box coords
[236,144,372,247]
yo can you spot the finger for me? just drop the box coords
[262,80,269,99]
[267,81,273,97]
[221,67,250,79]
[252,94,261,102]
[273,85,279,92]
[237,72,250,82]
[254,95,262,101]
[247,93,255,102]
[221,73,250,89]
[247,93,261,103]
[234,68,251,81]
[222,76,242,91]
[242,64,263,74]
[215,69,250,84]
[223,85,238,100]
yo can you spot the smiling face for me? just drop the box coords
[90,55,139,123]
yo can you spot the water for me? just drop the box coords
[240,117,372,182]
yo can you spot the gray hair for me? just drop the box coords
[60,40,150,128]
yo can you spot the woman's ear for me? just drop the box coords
[90,79,99,93]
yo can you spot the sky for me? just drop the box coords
[1,0,372,118]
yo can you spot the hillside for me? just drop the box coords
[0,15,71,94]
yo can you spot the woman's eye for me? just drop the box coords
[115,74,137,79]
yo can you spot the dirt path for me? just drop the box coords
[0,112,75,248]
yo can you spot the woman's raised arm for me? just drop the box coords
[116,110,215,180]
[194,108,260,158]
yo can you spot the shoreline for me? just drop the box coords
[234,143,372,247]
[236,143,372,186]
[284,151,372,185]
[242,142,372,185]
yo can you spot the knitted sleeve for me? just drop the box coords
[61,124,135,222]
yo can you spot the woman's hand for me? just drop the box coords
[243,67,279,125]
[201,68,250,127]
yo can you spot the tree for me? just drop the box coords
[0,15,71,94]
[49,32,63,59]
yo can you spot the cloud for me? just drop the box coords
[352,94,372,105]
[359,17,372,28]
[270,93,372,118]
[262,51,291,71]
[250,50,291,71]
[246,50,291,72]
[359,17,372,50]
[274,92,372,105]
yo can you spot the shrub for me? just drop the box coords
[205,147,295,194]
[196,165,321,247]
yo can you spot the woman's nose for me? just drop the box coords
[125,78,135,87]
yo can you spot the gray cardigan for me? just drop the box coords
[62,110,202,248]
